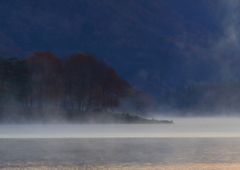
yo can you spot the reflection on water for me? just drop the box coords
[1,163,240,170]
[0,118,240,138]
[0,138,240,169]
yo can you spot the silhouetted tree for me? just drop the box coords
[100,66,131,112]
[63,53,99,110]
[0,51,135,119]
[25,52,63,108]
[0,57,31,106]
[63,53,131,112]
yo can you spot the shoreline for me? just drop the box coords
[0,106,173,124]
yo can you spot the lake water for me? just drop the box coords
[0,118,240,169]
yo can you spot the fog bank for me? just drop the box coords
[0,118,239,138]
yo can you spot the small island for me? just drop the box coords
[0,55,173,125]
[67,112,174,124]
[0,106,173,124]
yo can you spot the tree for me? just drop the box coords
[63,53,99,110]
[0,57,31,106]
[63,53,131,112]
[96,62,131,112]
[118,88,154,115]
[25,52,63,108]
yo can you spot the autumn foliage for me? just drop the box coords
[0,52,133,113]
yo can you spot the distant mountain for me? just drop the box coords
[157,81,240,116]
[0,0,239,96]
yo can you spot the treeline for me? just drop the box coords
[0,52,136,112]
[158,83,240,115]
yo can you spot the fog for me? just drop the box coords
[1,118,240,169]
[1,118,240,138]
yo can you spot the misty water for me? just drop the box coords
[1,118,240,169]
[0,118,240,138]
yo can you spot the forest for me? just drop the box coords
[157,82,240,116]
[0,52,154,122]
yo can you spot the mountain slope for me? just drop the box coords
[0,0,238,96]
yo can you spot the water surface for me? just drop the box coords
[1,118,240,169]
[1,138,240,169]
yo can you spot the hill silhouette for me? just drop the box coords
[0,0,240,95]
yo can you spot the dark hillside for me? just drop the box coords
[0,0,239,95]
[157,82,240,116]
